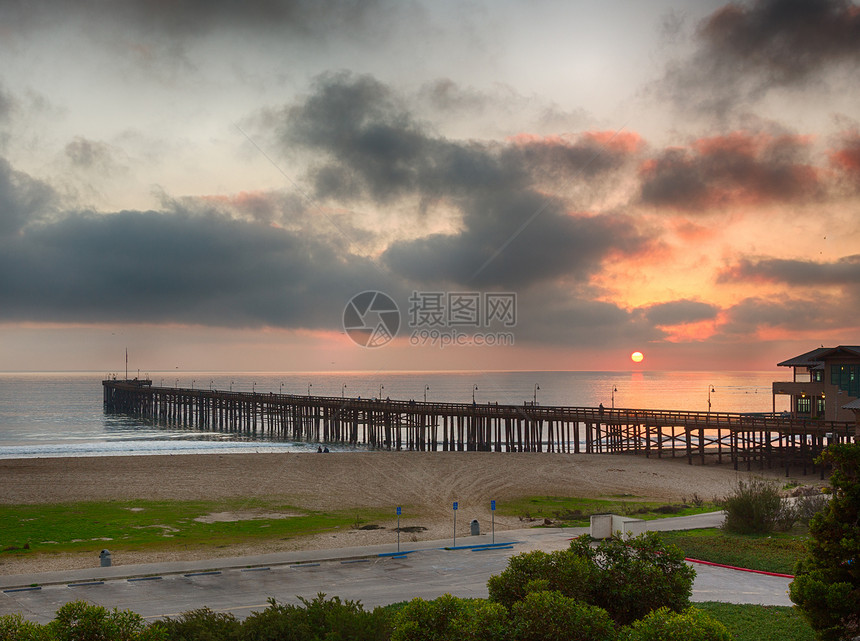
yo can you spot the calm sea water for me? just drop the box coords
[0,370,790,459]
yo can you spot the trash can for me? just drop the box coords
[470,519,480,536]
[99,549,111,567]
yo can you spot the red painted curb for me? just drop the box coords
[685,557,794,578]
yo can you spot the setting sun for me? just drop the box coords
[631,351,644,363]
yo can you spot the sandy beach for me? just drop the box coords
[0,452,813,575]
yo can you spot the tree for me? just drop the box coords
[790,443,860,641]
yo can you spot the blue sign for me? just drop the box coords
[453,501,458,511]
[396,506,401,515]
[491,500,496,511]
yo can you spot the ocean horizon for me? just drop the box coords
[0,369,791,459]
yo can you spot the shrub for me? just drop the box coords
[47,600,166,641]
[241,594,392,641]
[790,444,860,641]
[567,532,695,626]
[391,594,509,641]
[621,607,731,641]
[158,608,242,640]
[508,590,616,641]
[488,532,694,627]
[0,613,49,641]
[486,549,592,609]
[722,477,784,534]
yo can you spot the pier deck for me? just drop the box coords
[103,379,857,476]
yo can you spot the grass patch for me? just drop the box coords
[0,499,394,557]
[658,528,807,575]
[696,602,813,641]
[497,495,719,527]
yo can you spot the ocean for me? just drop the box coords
[0,370,789,459]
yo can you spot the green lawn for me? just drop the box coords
[695,602,814,641]
[658,528,807,575]
[0,499,395,557]
[497,495,719,527]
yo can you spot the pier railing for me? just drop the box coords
[103,379,857,476]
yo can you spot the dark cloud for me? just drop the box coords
[642,299,719,326]
[700,0,860,84]
[830,132,860,187]
[0,157,56,235]
[512,290,663,348]
[65,137,122,172]
[0,203,397,328]
[719,295,856,336]
[278,72,647,287]
[718,255,860,286]
[639,132,820,211]
[0,0,387,39]
[658,0,860,114]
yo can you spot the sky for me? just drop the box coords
[0,0,859,374]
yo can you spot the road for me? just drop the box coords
[0,513,793,624]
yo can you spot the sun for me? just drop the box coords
[631,351,644,363]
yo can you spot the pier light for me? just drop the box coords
[611,386,617,408]
[280,382,284,394]
[252,381,256,393]
[160,378,164,387]
[708,385,715,412]
[472,385,478,403]
[209,380,214,391]
[175,379,179,388]
[192,379,195,390]
[342,384,347,398]
[534,383,540,405]
[424,385,430,402]
[230,381,234,392]
[308,383,312,396]
[379,384,384,399]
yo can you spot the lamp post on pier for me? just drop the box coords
[279,382,284,394]
[611,386,617,408]
[424,385,430,402]
[534,383,540,405]
[307,383,312,396]
[472,385,478,404]
[708,385,715,412]
[342,384,347,398]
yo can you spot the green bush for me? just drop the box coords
[567,532,695,626]
[391,594,509,641]
[790,444,860,641]
[158,608,242,640]
[47,601,166,641]
[487,532,694,627]
[722,477,785,534]
[621,606,731,641]
[0,612,50,641]
[508,590,616,641]
[486,549,592,609]
[241,594,392,641]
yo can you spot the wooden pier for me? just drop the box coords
[103,379,857,475]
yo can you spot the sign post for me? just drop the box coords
[491,500,496,544]
[396,506,401,553]
[453,501,458,547]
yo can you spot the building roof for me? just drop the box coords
[842,398,860,411]
[778,346,860,368]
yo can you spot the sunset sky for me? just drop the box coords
[1,0,858,374]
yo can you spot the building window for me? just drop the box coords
[812,369,824,382]
[816,397,826,417]
[831,364,860,397]
[797,396,811,415]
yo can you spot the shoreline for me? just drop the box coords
[0,451,818,575]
